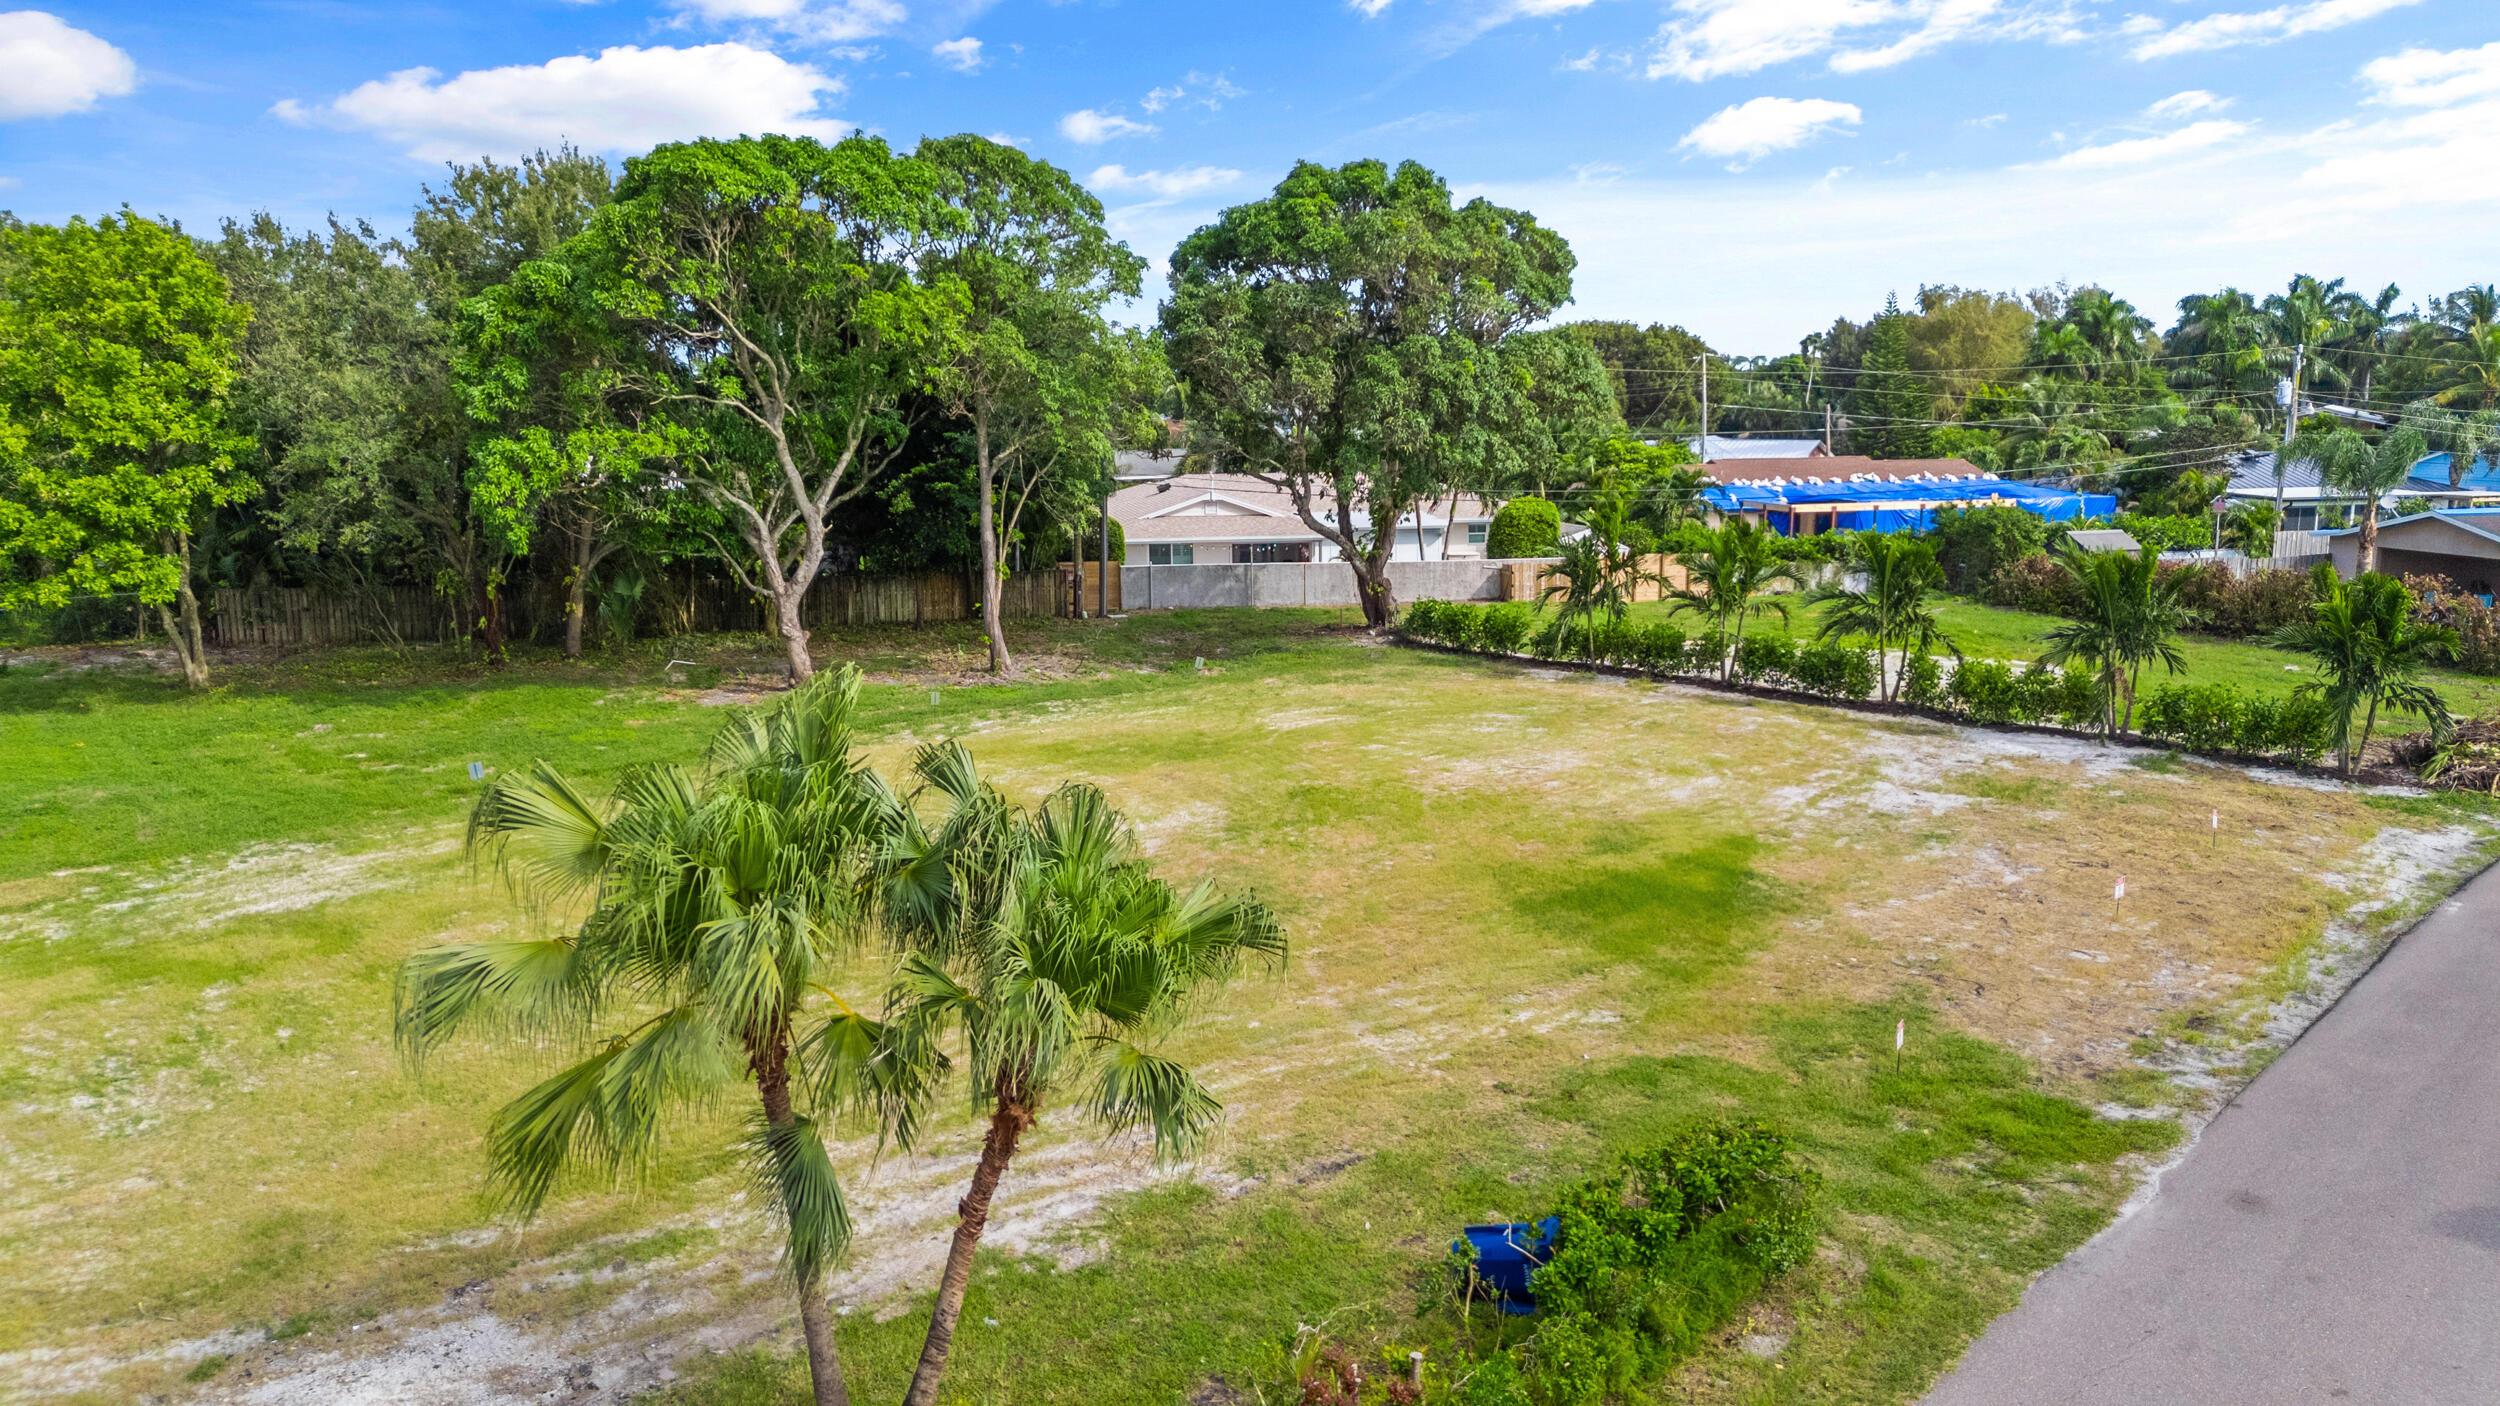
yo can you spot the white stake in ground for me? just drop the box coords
[2211,809,2219,851]
[2113,873,2126,923]
[1895,1018,1905,1075]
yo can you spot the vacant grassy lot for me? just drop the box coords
[1,611,2489,1405]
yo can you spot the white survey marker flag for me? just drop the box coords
[1895,1019,1905,1051]
[2115,875,2126,901]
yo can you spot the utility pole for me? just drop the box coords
[1824,401,1835,455]
[2275,344,2303,526]
[1098,489,1111,619]
[1694,353,1710,461]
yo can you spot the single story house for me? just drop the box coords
[1697,455,2115,535]
[2219,450,2500,531]
[1107,474,1501,565]
[2321,508,2500,592]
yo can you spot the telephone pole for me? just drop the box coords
[2276,345,2303,525]
[1694,353,1710,461]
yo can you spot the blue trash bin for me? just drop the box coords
[1454,1217,1559,1315]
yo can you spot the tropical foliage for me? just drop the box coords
[1663,518,1804,681]
[2272,574,2460,776]
[1805,533,1955,702]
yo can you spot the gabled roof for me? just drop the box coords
[2314,508,2500,549]
[1140,490,1290,520]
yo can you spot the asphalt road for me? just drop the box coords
[1924,861,2500,1406]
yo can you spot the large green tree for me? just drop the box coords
[1848,294,1935,459]
[1163,159,1609,626]
[2286,422,2427,573]
[0,213,251,686]
[544,135,955,679]
[916,135,1144,674]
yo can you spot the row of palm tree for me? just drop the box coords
[393,668,1285,1406]
[1538,515,2454,777]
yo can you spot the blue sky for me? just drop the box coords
[3,0,2496,352]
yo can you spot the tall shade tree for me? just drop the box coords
[551,134,955,680]
[457,255,692,658]
[394,668,905,1406]
[871,743,1285,1406]
[1663,517,1804,681]
[1848,294,1935,459]
[2285,423,2427,574]
[1806,533,1955,702]
[916,135,1145,674]
[1162,159,1607,626]
[2273,574,2457,778]
[2036,541,2194,736]
[0,213,251,686]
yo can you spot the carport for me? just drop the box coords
[2324,508,2500,593]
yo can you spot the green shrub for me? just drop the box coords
[1530,614,1574,661]
[1487,498,1562,558]
[1791,638,1877,700]
[1452,1352,1531,1406]
[1617,523,1660,560]
[2136,683,2243,753]
[1682,630,1729,677]
[1930,503,2049,593]
[1947,658,2020,722]
[2165,565,2313,638]
[1982,551,2082,616]
[1478,602,1535,655]
[1901,651,1945,708]
[1734,632,1797,686]
[1495,1121,1821,1403]
[1398,599,1453,643]
[2106,512,2209,552]
[1629,623,1686,675]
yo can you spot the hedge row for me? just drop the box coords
[1401,601,2337,771]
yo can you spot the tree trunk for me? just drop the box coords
[975,418,1014,675]
[564,527,593,660]
[157,532,210,688]
[775,586,814,683]
[902,1098,1032,1406]
[753,1034,850,1406]
[2359,504,2380,575]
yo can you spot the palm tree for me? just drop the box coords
[2272,574,2458,777]
[2221,500,2277,557]
[394,667,903,1406]
[1539,534,1634,660]
[1806,533,1955,703]
[874,743,1284,1406]
[2285,424,2429,573]
[2328,282,2403,405]
[2036,541,2194,737]
[1664,517,1805,681]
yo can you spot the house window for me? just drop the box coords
[1466,523,1488,544]
[1147,543,1195,565]
[1231,542,1314,563]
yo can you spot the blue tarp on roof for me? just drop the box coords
[1701,477,2116,536]
[2404,453,2500,494]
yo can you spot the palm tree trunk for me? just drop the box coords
[755,1041,849,1406]
[2354,696,2381,779]
[903,1098,1033,1406]
[2359,504,2380,575]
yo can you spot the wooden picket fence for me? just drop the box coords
[208,568,1077,649]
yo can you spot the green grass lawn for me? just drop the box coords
[0,611,2481,1406]
[1624,595,2500,731]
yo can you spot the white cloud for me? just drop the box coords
[1678,96,1861,168]
[2360,41,2500,108]
[2145,89,2231,119]
[1087,163,1242,200]
[274,43,848,162]
[1058,108,1156,144]
[1141,72,1245,114]
[2129,0,2421,61]
[1349,0,1393,15]
[2039,118,2250,168]
[671,0,903,44]
[0,10,136,120]
[1648,0,2022,81]
[932,36,983,72]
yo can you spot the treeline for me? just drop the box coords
[1565,277,2500,493]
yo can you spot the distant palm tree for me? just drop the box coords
[874,743,1284,1406]
[2285,424,2429,573]
[2036,541,2194,737]
[1664,517,1805,680]
[2328,282,2404,405]
[394,668,902,1406]
[1806,533,1956,703]
[2273,574,2458,777]
[2433,325,2500,411]
[2221,500,2278,557]
[1540,534,1635,660]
